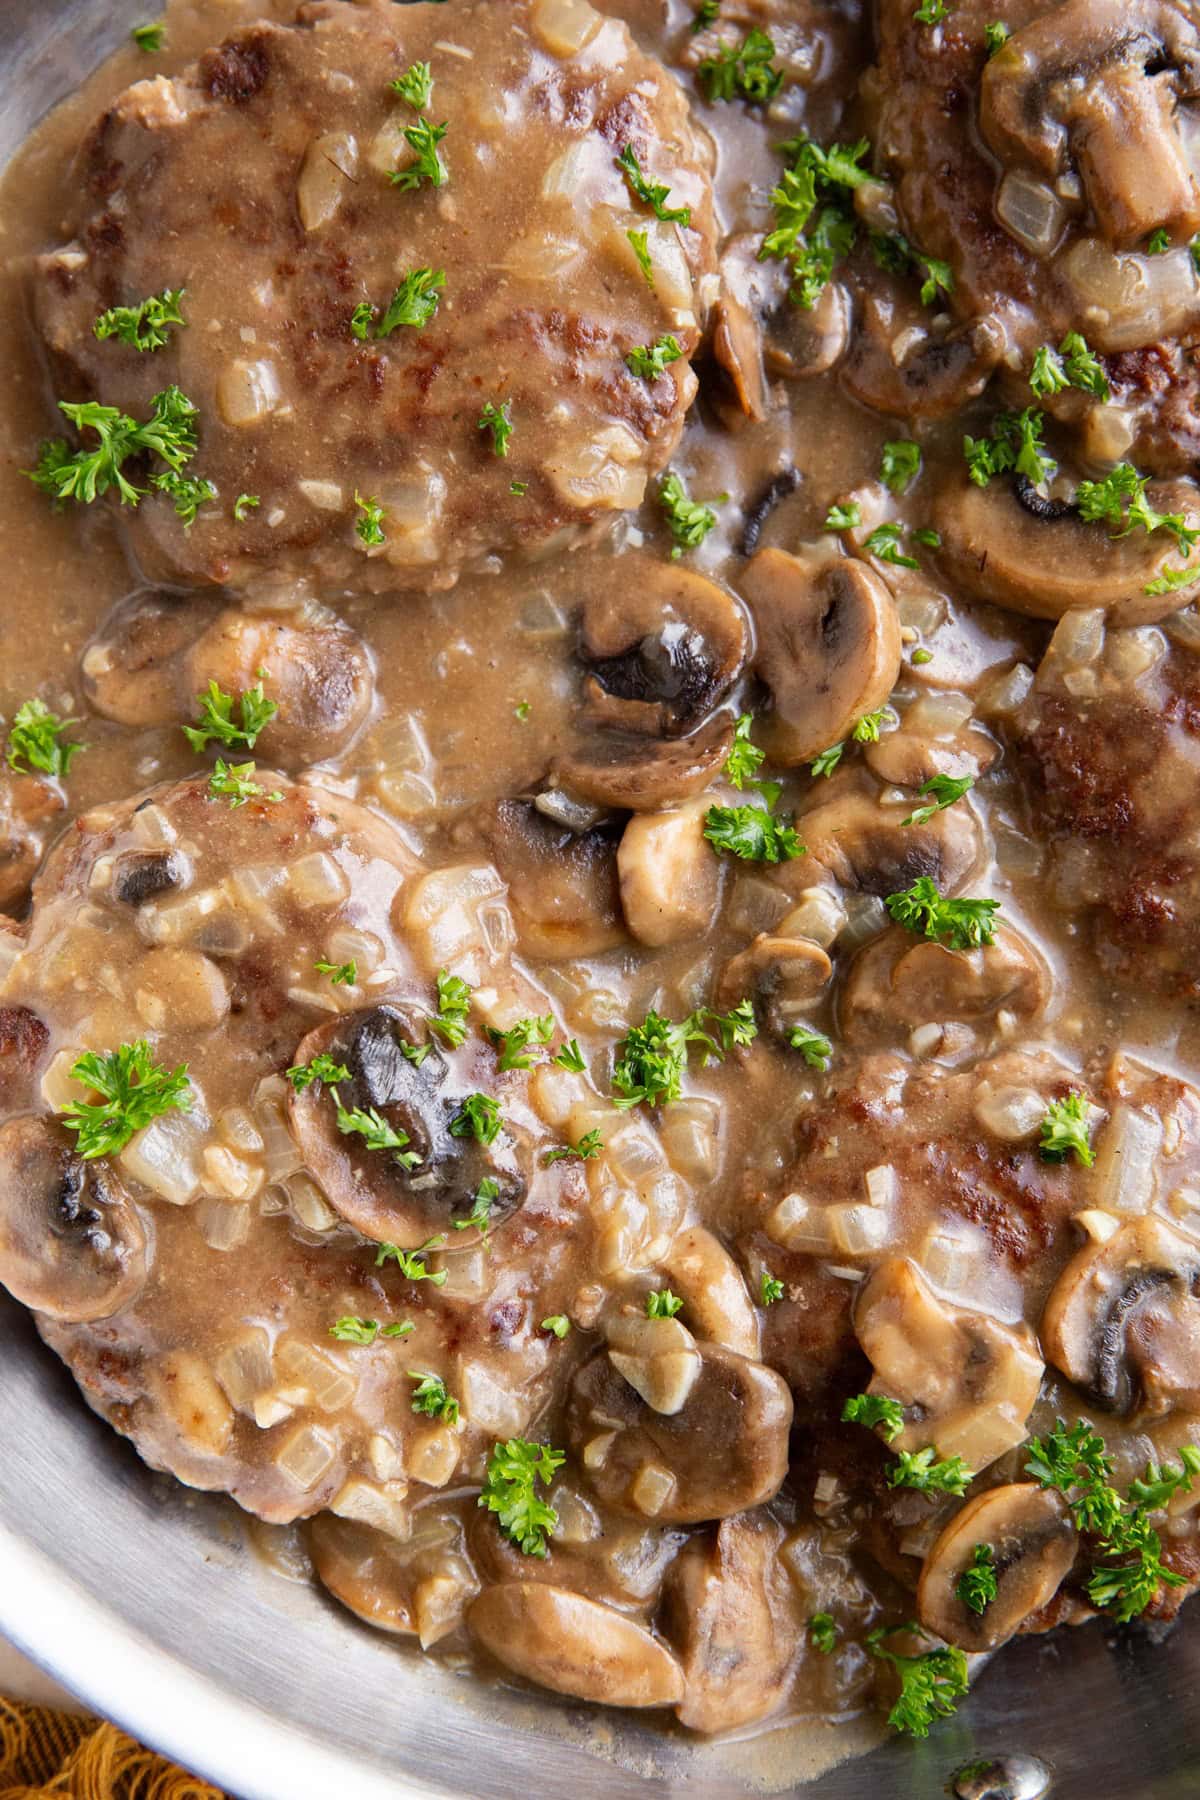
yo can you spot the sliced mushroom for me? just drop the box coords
[841,924,1050,1044]
[184,610,375,765]
[578,563,746,738]
[287,1004,528,1247]
[617,796,724,948]
[311,1510,477,1647]
[662,1510,800,1733]
[469,1494,686,1606]
[933,473,1200,626]
[80,590,197,726]
[468,1583,684,1709]
[471,800,625,959]
[1041,1215,1200,1417]
[566,1337,791,1524]
[715,932,832,1028]
[854,1258,1043,1472]
[739,547,901,766]
[553,715,733,813]
[801,771,983,897]
[863,698,998,788]
[712,234,850,424]
[841,290,1002,421]
[0,1114,148,1321]
[661,1225,760,1360]
[110,847,192,908]
[981,0,1200,248]
[917,1484,1078,1653]
[0,772,64,915]
[0,1004,48,1115]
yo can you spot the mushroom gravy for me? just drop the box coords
[4,0,1200,1757]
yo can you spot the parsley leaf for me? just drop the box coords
[963,406,1056,489]
[758,137,867,308]
[615,145,691,224]
[886,875,1000,950]
[867,1626,969,1737]
[659,470,724,557]
[355,492,386,546]
[315,958,357,987]
[1147,227,1171,255]
[788,1026,832,1069]
[153,469,216,529]
[725,713,766,789]
[984,20,1009,53]
[881,440,921,494]
[1087,1511,1185,1621]
[1030,331,1110,402]
[286,1053,352,1092]
[391,60,433,109]
[131,21,165,51]
[625,335,683,381]
[809,1613,837,1654]
[388,116,449,190]
[330,1316,381,1344]
[810,742,844,778]
[478,1437,565,1557]
[183,678,277,753]
[761,1270,785,1305]
[544,1128,604,1164]
[6,699,84,778]
[698,27,785,103]
[1076,462,1199,558]
[28,387,200,509]
[913,0,949,20]
[208,758,281,809]
[408,1371,460,1424]
[955,1544,998,1615]
[375,1237,447,1285]
[1144,562,1200,598]
[370,267,446,336]
[234,493,260,522]
[888,1446,973,1495]
[336,1102,421,1168]
[704,802,803,863]
[852,706,891,744]
[611,1002,757,1109]
[1129,1447,1200,1511]
[93,287,185,352]
[455,1176,500,1236]
[488,1015,554,1071]
[693,0,721,25]
[542,1314,571,1337]
[864,522,919,569]
[61,1040,191,1159]
[479,399,514,456]
[645,1289,684,1319]
[429,969,472,1047]
[553,1039,586,1073]
[824,500,861,531]
[842,1392,905,1443]
[626,228,654,287]
[901,772,974,827]
[1038,1091,1097,1166]
[450,1092,502,1146]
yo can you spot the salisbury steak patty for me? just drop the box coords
[32,0,717,593]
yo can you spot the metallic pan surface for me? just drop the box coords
[2,7,1200,1797]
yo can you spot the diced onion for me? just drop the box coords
[995,170,1067,257]
[1092,1104,1159,1214]
[274,1423,337,1491]
[532,0,602,57]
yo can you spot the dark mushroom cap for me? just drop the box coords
[801,770,983,897]
[286,1004,528,1248]
[841,923,1050,1043]
[917,1482,1078,1653]
[566,1339,792,1524]
[469,800,625,960]
[0,1114,148,1322]
[553,714,734,813]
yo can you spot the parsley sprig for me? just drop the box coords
[1039,1092,1097,1166]
[626,335,683,381]
[286,1052,352,1092]
[544,1128,604,1164]
[183,678,277,753]
[842,1392,905,1443]
[888,1446,973,1495]
[963,407,1055,488]
[1076,462,1200,558]
[698,26,785,103]
[6,699,84,779]
[645,1289,684,1319]
[208,759,281,808]
[388,116,448,190]
[62,1041,191,1159]
[94,287,185,352]
[956,1544,998,1615]
[901,772,973,827]
[867,1626,969,1738]
[658,470,725,558]
[336,1101,420,1168]
[886,876,999,951]
[1030,331,1110,402]
[376,1237,447,1285]
[478,1438,565,1558]
[615,145,691,224]
[351,268,445,341]
[488,1016,554,1071]
[29,386,200,510]
[611,1001,756,1109]
[429,969,472,1048]
[704,801,803,863]
[450,1092,502,1146]
[391,61,433,109]
[478,399,514,457]
[408,1371,460,1424]
[759,135,869,310]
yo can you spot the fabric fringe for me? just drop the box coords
[0,1698,226,1799]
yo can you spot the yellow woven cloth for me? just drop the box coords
[0,1699,226,1799]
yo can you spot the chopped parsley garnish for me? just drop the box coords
[759,135,869,310]
[391,60,433,109]
[315,958,357,987]
[354,267,446,340]
[625,335,683,381]
[867,1626,969,1737]
[208,759,281,809]
[963,407,1056,488]
[984,20,1009,52]
[615,145,691,225]
[62,1040,191,1159]
[1038,1091,1097,1166]
[809,1614,837,1654]
[911,647,934,665]
[478,1437,565,1557]
[902,772,974,827]
[93,287,185,352]
[886,876,1000,951]
[703,802,803,863]
[956,1544,998,1615]
[1025,1418,1187,1622]
[1145,562,1200,598]
[153,469,215,529]
[788,1026,832,1069]
[330,1316,412,1343]
[429,969,472,1047]
[354,492,386,546]
[488,1015,554,1071]
[336,1102,420,1168]
[183,678,277,753]
[698,26,785,104]
[864,522,919,569]
[1075,462,1200,558]
[234,493,260,522]
[510,481,528,497]
[28,386,200,510]
[450,1092,502,1146]
[541,1314,571,1338]
[375,1237,447,1285]
[388,116,449,190]
[131,20,165,51]
[842,1392,905,1443]
[810,742,844,778]
[888,1446,973,1495]
[1129,1447,1200,1510]
[852,707,891,744]
[544,1128,604,1164]
[626,228,655,287]
[869,230,956,311]
[913,0,949,21]
[478,399,514,457]
[881,440,921,494]
[553,1039,587,1073]
[658,470,724,558]
[611,1001,756,1109]
[1029,331,1110,402]
[692,0,720,25]
[6,699,84,778]
[455,1176,500,1236]
[760,1271,785,1305]
[725,713,766,788]
[824,500,861,531]
[645,1289,684,1319]
[286,1053,352,1092]
[1147,228,1171,255]
[408,1371,460,1424]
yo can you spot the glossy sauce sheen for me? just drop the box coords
[4,0,1200,1754]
